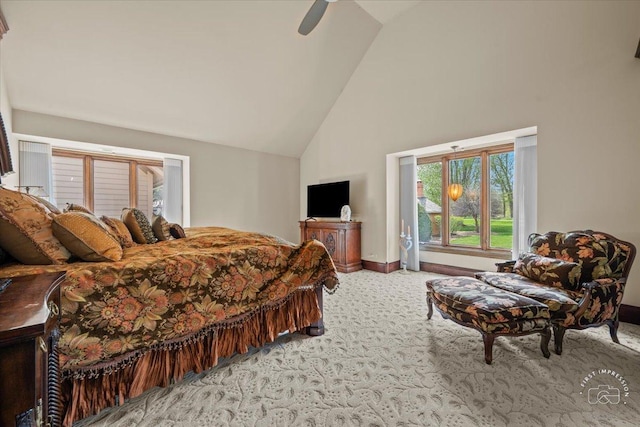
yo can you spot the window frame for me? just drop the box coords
[52,148,162,214]
[417,143,514,259]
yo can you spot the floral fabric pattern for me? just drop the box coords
[514,253,582,291]
[426,277,550,327]
[476,230,635,334]
[577,278,624,327]
[0,227,339,376]
[529,231,632,283]
[475,272,580,314]
[432,300,550,335]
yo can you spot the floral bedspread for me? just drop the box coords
[0,227,339,375]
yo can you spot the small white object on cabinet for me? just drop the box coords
[340,205,351,222]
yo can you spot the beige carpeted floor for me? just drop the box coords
[76,270,640,426]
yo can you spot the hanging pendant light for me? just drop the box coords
[448,146,463,201]
[448,183,463,201]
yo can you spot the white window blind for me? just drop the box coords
[399,156,419,271]
[93,160,130,218]
[19,141,54,202]
[137,165,154,220]
[163,158,183,224]
[52,156,84,208]
[513,135,538,258]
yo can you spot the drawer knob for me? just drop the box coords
[38,337,48,353]
[48,301,60,317]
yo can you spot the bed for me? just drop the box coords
[0,226,339,426]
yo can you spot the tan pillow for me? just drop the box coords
[24,194,62,215]
[122,208,158,244]
[52,212,123,262]
[100,216,136,248]
[64,203,94,215]
[152,215,172,241]
[0,187,71,264]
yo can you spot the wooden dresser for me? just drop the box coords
[299,220,362,273]
[0,272,65,427]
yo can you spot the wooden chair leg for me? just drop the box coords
[540,326,551,358]
[607,319,620,344]
[553,325,566,355]
[482,333,495,364]
[427,294,433,320]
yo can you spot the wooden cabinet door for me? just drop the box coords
[321,229,342,265]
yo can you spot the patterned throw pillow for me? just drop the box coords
[100,216,136,248]
[52,212,123,262]
[152,215,172,241]
[0,187,71,264]
[514,253,583,291]
[122,208,158,244]
[169,223,186,239]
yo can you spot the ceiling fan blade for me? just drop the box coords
[298,0,329,36]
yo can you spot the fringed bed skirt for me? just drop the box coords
[61,287,322,426]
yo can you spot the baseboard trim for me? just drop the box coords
[420,262,481,277]
[361,260,400,274]
[619,304,640,325]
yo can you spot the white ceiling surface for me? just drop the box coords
[355,0,422,24]
[0,0,388,158]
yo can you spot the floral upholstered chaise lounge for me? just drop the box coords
[476,230,636,355]
[0,187,339,426]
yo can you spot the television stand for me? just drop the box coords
[299,220,362,273]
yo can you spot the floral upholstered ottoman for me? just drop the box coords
[426,277,552,364]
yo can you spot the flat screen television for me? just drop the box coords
[307,180,349,218]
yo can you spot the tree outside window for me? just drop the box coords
[417,144,514,255]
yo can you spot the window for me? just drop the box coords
[52,149,164,219]
[417,144,514,257]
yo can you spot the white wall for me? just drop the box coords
[14,110,301,244]
[0,48,18,188]
[301,1,640,305]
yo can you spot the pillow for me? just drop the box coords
[122,208,158,244]
[0,187,71,264]
[100,216,136,248]
[24,194,61,215]
[64,203,94,215]
[514,253,583,291]
[152,215,172,241]
[169,223,186,239]
[52,212,123,262]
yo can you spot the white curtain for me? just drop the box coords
[19,141,54,204]
[399,156,419,271]
[512,135,537,258]
[163,158,183,224]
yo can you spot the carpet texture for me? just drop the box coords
[76,270,640,426]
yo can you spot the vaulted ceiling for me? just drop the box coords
[0,1,420,157]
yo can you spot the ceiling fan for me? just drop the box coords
[298,0,338,36]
